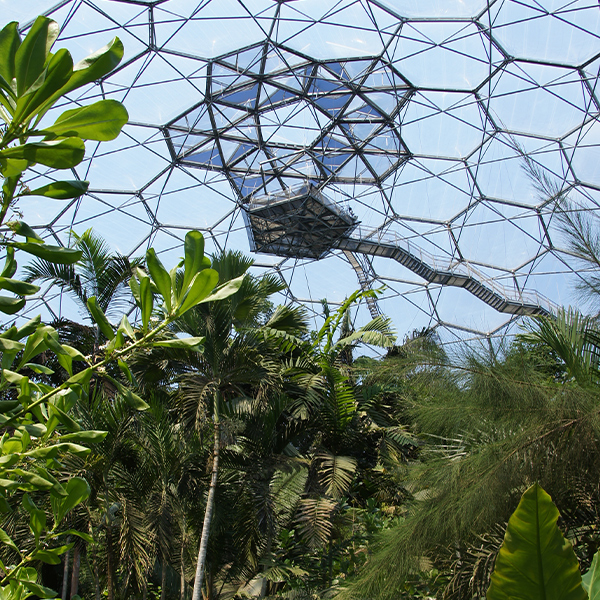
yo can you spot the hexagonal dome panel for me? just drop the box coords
[7,0,600,344]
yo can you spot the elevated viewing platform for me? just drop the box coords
[245,187,557,317]
[244,184,358,259]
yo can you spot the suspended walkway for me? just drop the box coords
[334,227,557,317]
[244,185,557,318]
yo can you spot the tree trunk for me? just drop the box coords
[70,545,81,599]
[161,558,168,600]
[180,520,186,600]
[106,526,116,600]
[191,396,220,600]
[61,546,70,600]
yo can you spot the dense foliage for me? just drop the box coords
[3,13,600,600]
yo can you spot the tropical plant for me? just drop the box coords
[23,228,142,322]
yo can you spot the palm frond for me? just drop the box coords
[295,497,336,548]
[315,452,357,499]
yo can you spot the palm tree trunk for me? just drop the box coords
[106,525,116,600]
[180,519,186,600]
[191,394,220,600]
[61,546,70,600]
[161,558,168,600]
[70,545,81,599]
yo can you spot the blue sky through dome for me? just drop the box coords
[3,0,600,344]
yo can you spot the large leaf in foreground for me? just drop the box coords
[583,550,600,600]
[487,483,586,600]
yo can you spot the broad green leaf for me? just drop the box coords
[2,369,27,385]
[40,99,128,141]
[37,37,124,118]
[0,527,20,555]
[1,247,17,278]
[1,138,85,169]
[23,363,53,375]
[583,550,600,600]
[0,295,25,314]
[23,446,59,459]
[12,241,82,264]
[13,469,55,490]
[22,581,58,598]
[140,276,152,333]
[53,477,90,525]
[106,375,149,411]
[0,22,20,96]
[0,338,24,352]
[198,274,245,304]
[16,315,41,340]
[86,296,115,340]
[2,438,22,454]
[118,359,133,384]
[0,158,28,177]
[152,336,205,352]
[182,230,210,292]
[18,324,53,366]
[177,268,220,315]
[0,277,39,295]
[59,430,107,444]
[21,180,89,200]
[122,387,149,411]
[14,48,72,123]
[53,528,93,543]
[6,220,43,242]
[14,16,58,97]
[65,367,92,386]
[33,549,64,565]
[23,495,46,544]
[118,314,135,339]
[48,405,80,432]
[0,400,19,412]
[487,483,587,600]
[23,423,47,438]
[146,248,172,312]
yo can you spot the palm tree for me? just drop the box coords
[23,228,141,327]
[129,250,309,600]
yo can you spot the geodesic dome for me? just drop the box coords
[7,0,600,344]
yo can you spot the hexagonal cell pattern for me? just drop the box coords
[7,0,600,342]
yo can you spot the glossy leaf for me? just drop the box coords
[38,37,124,117]
[22,581,58,599]
[182,230,210,292]
[12,241,82,264]
[52,477,90,526]
[146,248,172,312]
[177,268,220,315]
[107,375,149,411]
[583,550,600,600]
[87,296,115,340]
[0,528,20,555]
[152,336,205,351]
[198,274,245,304]
[21,180,89,199]
[59,430,107,444]
[0,338,24,353]
[0,22,20,96]
[0,277,39,295]
[140,275,152,333]
[0,296,25,314]
[1,247,17,278]
[14,16,58,96]
[14,48,72,124]
[40,99,128,141]
[0,138,85,169]
[7,220,43,242]
[487,483,587,600]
